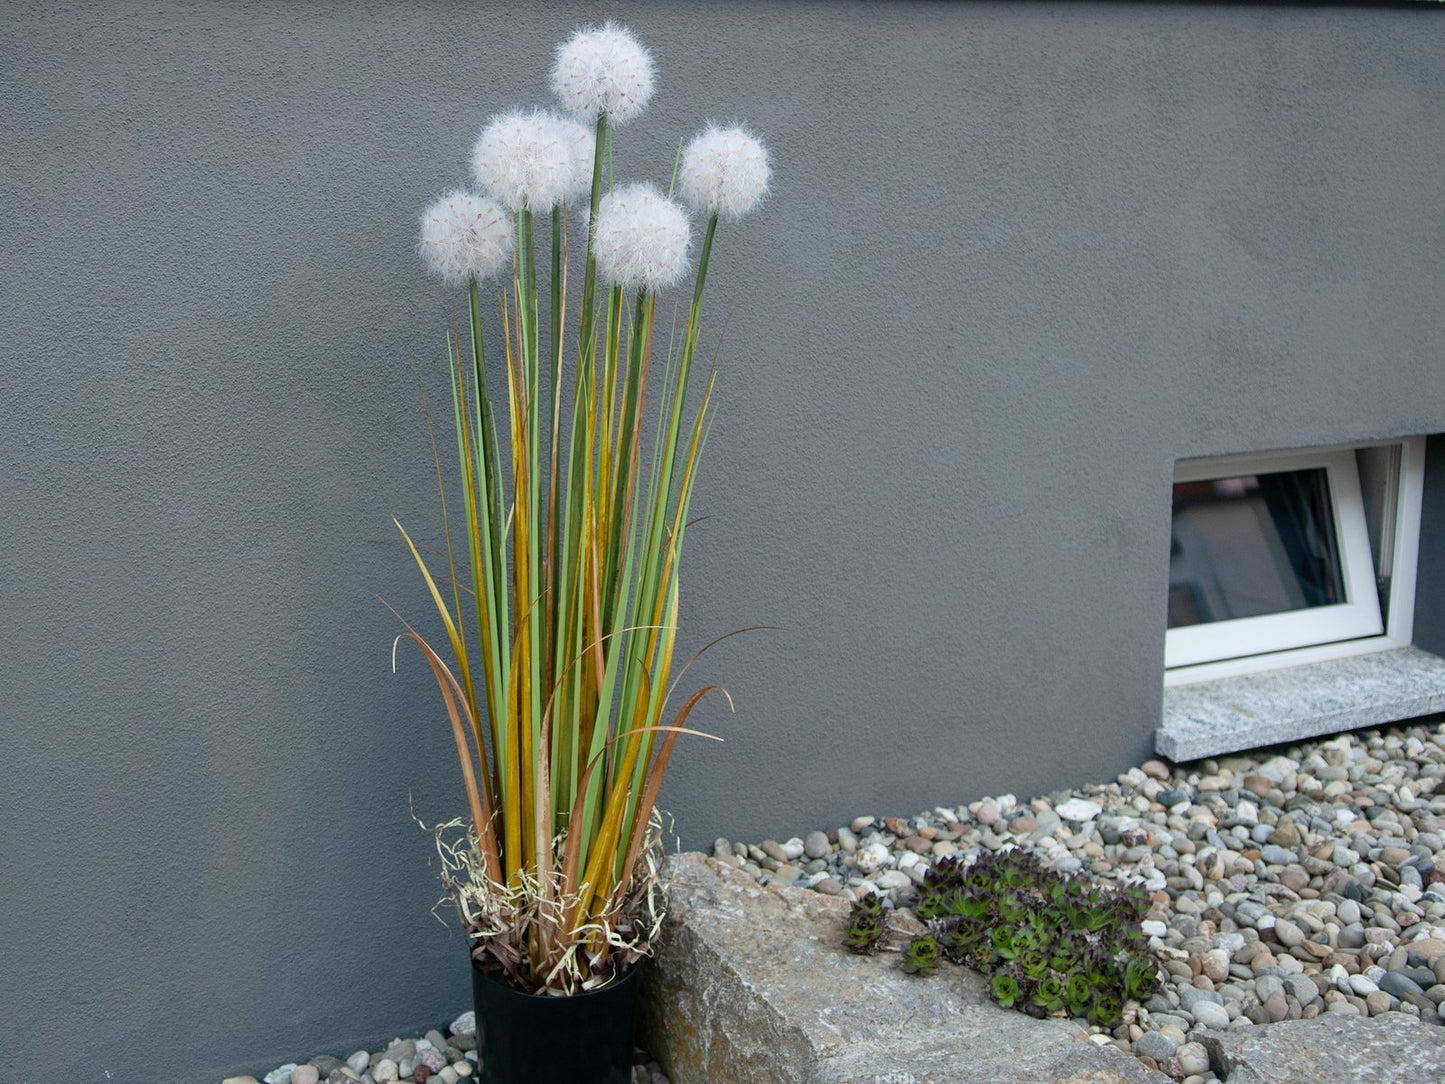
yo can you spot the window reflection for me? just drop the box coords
[1168,469,1344,629]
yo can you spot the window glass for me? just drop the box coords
[1168,468,1344,629]
[1165,447,1386,671]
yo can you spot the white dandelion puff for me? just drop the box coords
[418,190,515,287]
[472,108,587,212]
[592,183,691,292]
[558,116,597,202]
[679,124,771,219]
[551,21,655,125]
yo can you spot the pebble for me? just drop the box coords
[1055,798,1103,822]
[1176,1042,1211,1076]
[1190,1000,1230,1029]
[289,1069,319,1084]
[875,870,912,890]
[1133,1030,1178,1061]
[804,830,831,859]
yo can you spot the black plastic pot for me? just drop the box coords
[470,959,643,1084]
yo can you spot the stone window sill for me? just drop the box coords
[1157,645,1445,762]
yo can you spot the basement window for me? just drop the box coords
[1165,439,1425,683]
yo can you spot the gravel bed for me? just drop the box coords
[715,719,1445,1083]
[231,720,1444,1084]
[222,1020,669,1084]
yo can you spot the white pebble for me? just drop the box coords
[854,842,891,875]
[1349,974,1380,996]
[1055,798,1103,821]
[875,870,911,890]
[346,1051,370,1073]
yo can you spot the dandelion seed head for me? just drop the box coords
[558,117,597,201]
[471,108,586,212]
[679,124,771,219]
[592,182,691,292]
[551,21,655,125]
[418,189,514,286]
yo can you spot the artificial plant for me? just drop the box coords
[394,22,770,995]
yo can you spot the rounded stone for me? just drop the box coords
[1274,919,1305,948]
[1176,1042,1211,1076]
[1191,1000,1230,1030]
[1200,948,1231,983]
[1348,974,1379,996]
[373,1059,399,1083]
[803,831,831,859]
[290,1069,319,1084]
[875,869,911,890]
[1254,975,1284,1003]
[1133,1031,1178,1062]
[1264,990,1290,1021]
[1379,971,1425,999]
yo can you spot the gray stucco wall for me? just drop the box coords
[2,2,1442,1079]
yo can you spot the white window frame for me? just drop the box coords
[1165,438,1425,686]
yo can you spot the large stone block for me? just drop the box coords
[1200,1014,1445,1084]
[639,853,1173,1084]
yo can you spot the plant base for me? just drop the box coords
[470,959,644,1084]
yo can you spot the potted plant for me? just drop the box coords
[392,21,770,1084]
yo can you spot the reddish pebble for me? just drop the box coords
[413,1066,431,1084]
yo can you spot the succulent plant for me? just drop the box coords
[841,846,1162,1028]
[902,933,940,976]
[842,891,888,954]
